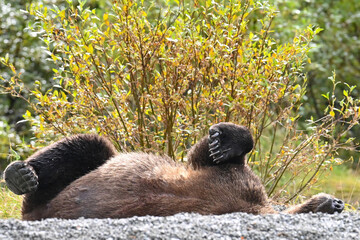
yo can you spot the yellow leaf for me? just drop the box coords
[51,54,57,62]
[25,110,31,117]
[103,13,108,21]
[249,32,254,40]
[59,10,66,21]
[10,64,16,74]
[72,64,79,73]
[85,45,94,54]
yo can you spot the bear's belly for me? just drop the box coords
[38,154,269,219]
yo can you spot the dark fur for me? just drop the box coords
[4,123,344,220]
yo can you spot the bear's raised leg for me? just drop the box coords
[4,134,117,215]
[283,193,344,214]
[187,122,254,169]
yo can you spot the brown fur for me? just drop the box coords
[4,123,344,220]
[23,152,275,220]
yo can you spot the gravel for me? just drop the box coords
[1,212,360,240]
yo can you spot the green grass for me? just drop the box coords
[307,165,360,210]
[0,181,22,219]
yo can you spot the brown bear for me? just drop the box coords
[4,122,344,220]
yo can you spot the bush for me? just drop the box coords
[1,0,359,202]
[271,0,360,115]
[270,0,360,164]
[0,0,54,124]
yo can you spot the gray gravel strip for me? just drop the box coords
[1,212,359,239]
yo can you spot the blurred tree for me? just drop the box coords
[0,0,111,168]
[273,0,359,111]
[270,0,360,162]
[0,0,53,125]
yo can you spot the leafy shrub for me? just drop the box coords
[270,0,360,163]
[1,0,359,202]
[271,0,360,112]
[0,0,55,124]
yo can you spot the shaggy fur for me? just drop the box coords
[4,122,344,220]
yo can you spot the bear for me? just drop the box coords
[4,122,344,220]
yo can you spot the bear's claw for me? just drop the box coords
[208,128,226,164]
[333,198,345,213]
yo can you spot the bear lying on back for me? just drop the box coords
[4,122,344,220]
